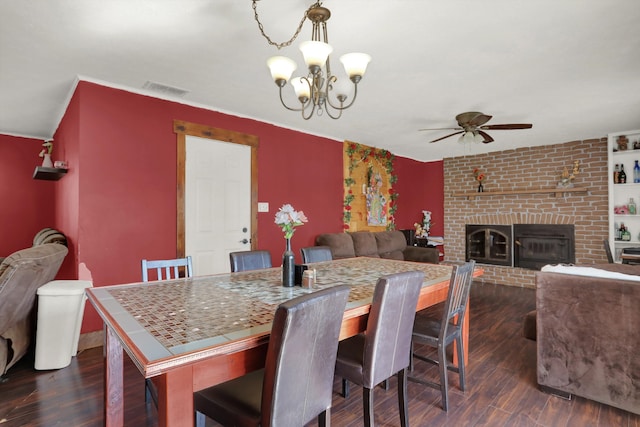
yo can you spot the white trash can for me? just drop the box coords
[35,280,93,370]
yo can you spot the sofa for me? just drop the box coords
[0,243,68,376]
[315,230,439,264]
[535,263,640,414]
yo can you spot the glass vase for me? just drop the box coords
[282,238,295,287]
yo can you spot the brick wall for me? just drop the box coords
[443,138,608,288]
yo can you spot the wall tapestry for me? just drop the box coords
[343,141,397,231]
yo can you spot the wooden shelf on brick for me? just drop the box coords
[452,187,589,200]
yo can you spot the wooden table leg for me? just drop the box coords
[104,326,124,427]
[155,365,195,427]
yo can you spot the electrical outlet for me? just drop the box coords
[258,202,269,212]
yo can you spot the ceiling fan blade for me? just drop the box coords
[429,131,464,143]
[418,127,461,132]
[468,114,492,127]
[477,130,494,143]
[481,123,533,130]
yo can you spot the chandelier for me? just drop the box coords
[252,1,371,120]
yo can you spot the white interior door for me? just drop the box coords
[185,135,252,275]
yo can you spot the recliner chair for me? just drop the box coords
[0,243,68,376]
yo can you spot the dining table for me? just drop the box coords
[86,257,482,427]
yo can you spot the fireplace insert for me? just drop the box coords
[465,225,512,267]
[513,224,575,270]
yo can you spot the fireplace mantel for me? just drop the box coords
[452,186,589,200]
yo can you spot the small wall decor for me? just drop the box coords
[343,141,397,231]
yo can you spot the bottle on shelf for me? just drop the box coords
[630,198,637,215]
[614,164,620,183]
[634,160,640,183]
[619,164,627,184]
[621,223,632,241]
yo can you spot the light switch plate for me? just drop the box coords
[258,202,269,212]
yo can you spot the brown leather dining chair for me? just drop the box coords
[334,271,425,427]
[229,250,272,272]
[301,245,333,263]
[409,260,475,411]
[194,285,351,427]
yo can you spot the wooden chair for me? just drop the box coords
[194,285,351,427]
[603,239,614,263]
[409,260,475,411]
[334,271,425,427]
[141,256,193,282]
[301,246,333,263]
[229,250,272,272]
[140,255,193,404]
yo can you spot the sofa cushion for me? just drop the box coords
[375,231,406,260]
[349,232,380,258]
[315,233,355,259]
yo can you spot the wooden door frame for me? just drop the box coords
[173,120,259,258]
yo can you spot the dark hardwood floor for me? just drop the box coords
[1,282,638,427]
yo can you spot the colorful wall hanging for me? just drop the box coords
[343,141,397,231]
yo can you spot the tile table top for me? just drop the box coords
[88,257,452,361]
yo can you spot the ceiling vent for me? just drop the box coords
[142,81,189,97]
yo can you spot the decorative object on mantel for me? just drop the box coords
[557,160,580,188]
[39,140,54,167]
[343,142,397,231]
[274,204,308,287]
[472,168,486,192]
[253,1,371,120]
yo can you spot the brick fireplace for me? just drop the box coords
[443,138,608,288]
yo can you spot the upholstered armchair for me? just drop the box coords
[0,243,68,376]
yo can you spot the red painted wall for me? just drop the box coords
[393,157,444,237]
[2,80,443,334]
[0,134,56,255]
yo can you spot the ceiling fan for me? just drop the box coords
[419,112,533,143]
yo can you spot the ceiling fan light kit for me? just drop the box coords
[253,1,371,120]
[421,111,533,144]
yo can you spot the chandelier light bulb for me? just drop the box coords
[299,41,333,69]
[267,56,297,86]
[339,53,371,82]
[473,132,485,143]
[291,77,311,102]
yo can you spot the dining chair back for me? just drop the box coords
[194,285,351,427]
[409,260,475,411]
[141,256,193,282]
[301,246,333,264]
[603,239,614,263]
[140,255,193,405]
[229,250,272,272]
[334,271,425,427]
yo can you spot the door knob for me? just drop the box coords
[239,238,249,244]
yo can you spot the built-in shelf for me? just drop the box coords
[452,187,589,200]
[33,166,67,181]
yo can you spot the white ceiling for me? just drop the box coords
[1,0,640,162]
